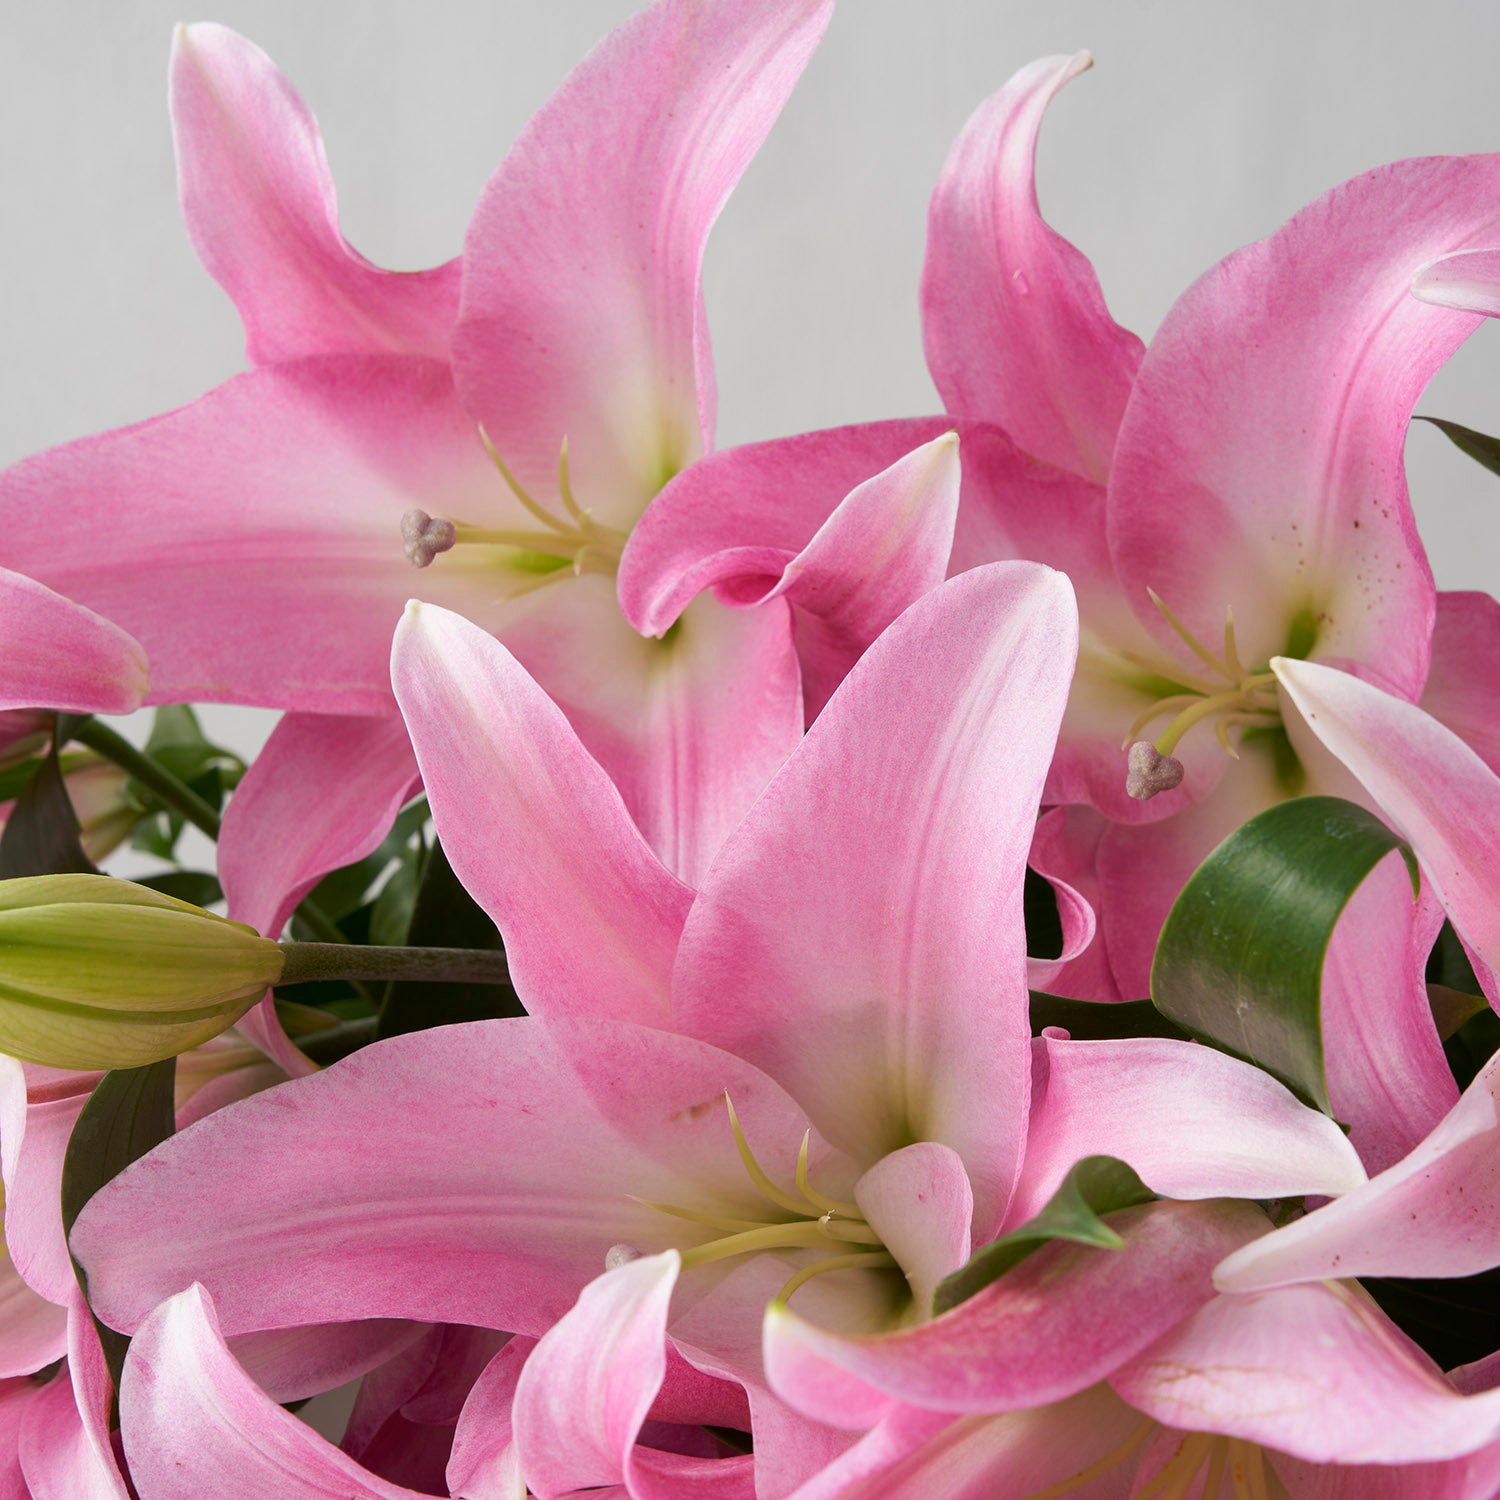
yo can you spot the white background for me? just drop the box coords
[3,0,1499,753]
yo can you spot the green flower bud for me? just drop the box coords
[0,874,284,1069]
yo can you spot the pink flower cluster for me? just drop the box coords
[4,4,1500,1496]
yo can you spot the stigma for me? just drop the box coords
[1121,593,1282,800]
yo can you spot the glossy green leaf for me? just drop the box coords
[1151,795,1416,1113]
[1029,992,1189,1042]
[1417,415,1500,479]
[932,1155,1153,1315]
[60,1060,176,1389]
[376,839,523,1039]
[0,745,96,879]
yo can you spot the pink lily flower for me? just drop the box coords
[68,565,1364,1493]
[755,1048,1500,1499]
[618,52,1500,997]
[0,5,835,1030]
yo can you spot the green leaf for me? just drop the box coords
[1029,991,1189,1042]
[1417,415,1500,480]
[0,745,96,878]
[368,858,419,948]
[1151,796,1416,1113]
[60,1060,176,1390]
[305,798,427,923]
[376,838,523,1039]
[0,754,43,806]
[931,1155,1153,1316]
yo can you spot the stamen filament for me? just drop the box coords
[1223,606,1248,681]
[630,1198,770,1234]
[725,1095,812,1217]
[677,1219,854,1271]
[1117,650,1223,697]
[1148,589,1235,680]
[480,428,572,535]
[1154,687,1254,755]
[776,1251,897,1304]
[1014,1418,1156,1500]
[796,1131,861,1218]
[557,436,588,526]
[450,525,573,551]
[1203,1439,1228,1499]
[1135,1432,1215,1499]
[1123,693,1205,747]
[1215,711,1280,755]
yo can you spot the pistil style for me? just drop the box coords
[400,431,629,598]
[1123,593,1283,800]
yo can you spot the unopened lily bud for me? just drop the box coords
[0,875,284,1069]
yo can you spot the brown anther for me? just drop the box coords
[401,509,457,568]
[1126,741,1185,801]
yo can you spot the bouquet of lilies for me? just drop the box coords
[3,4,1500,1496]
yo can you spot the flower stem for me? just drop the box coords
[69,718,222,839]
[278,942,513,988]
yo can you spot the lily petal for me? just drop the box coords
[227,1321,427,1407]
[0,567,146,715]
[853,1145,973,1316]
[1009,1036,1367,1229]
[392,603,692,1021]
[674,563,1078,1233]
[765,1199,1267,1421]
[219,710,421,1074]
[0,1258,65,1380]
[120,1283,426,1498]
[0,357,507,714]
[1214,1050,1500,1292]
[448,1337,536,1500]
[1421,591,1500,776]
[1115,1281,1500,1464]
[171,24,459,364]
[1413,248,1500,316]
[454,0,834,528]
[71,1019,840,1339]
[1106,157,1500,690]
[1273,655,1500,994]
[922,52,1143,483]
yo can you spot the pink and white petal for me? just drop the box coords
[449,1337,536,1500]
[1453,1351,1500,1396]
[1319,857,1456,1174]
[0,1061,99,1304]
[0,568,146,715]
[785,1387,1143,1500]
[454,0,833,527]
[853,1145,973,1315]
[765,1199,1268,1421]
[71,1019,842,1340]
[0,1258,66,1379]
[173,1032,287,1129]
[0,356,510,715]
[1214,1050,1500,1292]
[120,1283,427,1499]
[921,52,1143,484]
[512,1252,678,1497]
[619,418,958,637]
[1106,157,1500,689]
[1421,591,1500,776]
[1413,248,1500,316]
[0,1380,43,1500]
[393,603,692,1021]
[1009,1036,1366,1230]
[1115,1282,1500,1465]
[500,580,804,889]
[1271,1444,1500,1500]
[227,1321,427,1406]
[220,709,420,1073]
[19,1298,131,1500]
[1273,656,1500,994]
[674,565,1076,1232]
[1026,807,1120,1003]
[171,25,459,365]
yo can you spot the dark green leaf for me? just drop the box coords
[1446,1007,1500,1093]
[1029,992,1189,1042]
[932,1155,1153,1315]
[0,754,44,806]
[134,870,224,908]
[368,859,419,948]
[60,1061,176,1389]
[1023,865,1063,961]
[1151,796,1416,1113]
[0,746,96,878]
[1417,415,1500,480]
[377,838,523,1039]
[1427,920,1483,996]
[306,798,427,923]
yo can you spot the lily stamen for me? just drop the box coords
[1015,1421,1275,1500]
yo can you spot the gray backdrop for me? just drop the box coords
[4,0,1500,763]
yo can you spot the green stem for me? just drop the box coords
[278,942,513,988]
[70,719,221,839]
